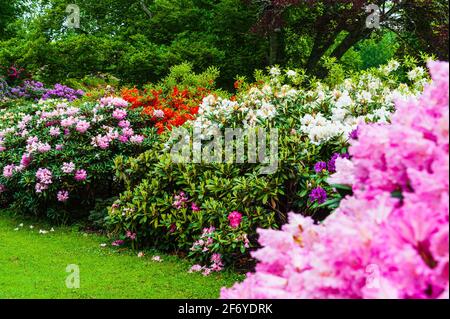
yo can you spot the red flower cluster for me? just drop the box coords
[121,86,208,134]
[0,65,30,86]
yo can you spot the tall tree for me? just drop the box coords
[248,0,449,73]
[0,0,19,39]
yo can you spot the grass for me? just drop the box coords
[0,212,243,299]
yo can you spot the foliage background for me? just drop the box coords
[1,0,448,88]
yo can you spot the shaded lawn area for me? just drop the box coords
[0,212,243,299]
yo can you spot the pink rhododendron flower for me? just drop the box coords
[76,120,90,133]
[61,162,75,174]
[37,142,51,153]
[112,240,124,247]
[118,120,131,128]
[74,169,87,181]
[189,264,203,273]
[122,127,134,138]
[173,192,188,209]
[100,97,128,108]
[57,190,69,202]
[49,127,61,137]
[3,164,15,178]
[20,154,32,168]
[221,61,449,300]
[228,211,243,228]
[126,231,137,240]
[35,168,53,193]
[91,135,110,149]
[153,109,165,119]
[130,135,144,144]
[202,268,212,276]
[328,157,355,186]
[112,109,127,120]
[60,117,76,128]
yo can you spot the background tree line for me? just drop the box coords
[0,0,448,88]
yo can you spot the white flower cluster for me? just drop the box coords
[186,61,429,145]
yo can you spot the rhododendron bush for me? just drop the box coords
[121,63,218,134]
[0,97,156,219]
[221,61,449,299]
[108,60,430,270]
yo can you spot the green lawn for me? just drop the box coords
[0,212,243,299]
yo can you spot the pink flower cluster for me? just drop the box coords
[228,211,243,228]
[57,190,69,202]
[35,168,53,193]
[191,226,216,253]
[173,191,188,209]
[100,97,129,108]
[61,162,75,174]
[221,61,449,299]
[74,169,87,182]
[126,230,137,240]
[189,253,224,276]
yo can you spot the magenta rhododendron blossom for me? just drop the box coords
[20,154,32,168]
[228,211,243,228]
[221,61,449,300]
[57,190,69,202]
[126,231,137,240]
[76,120,90,133]
[111,240,124,247]
[74,169,87,181]
[112,109,127,121]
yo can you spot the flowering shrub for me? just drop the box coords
[109,60,429,270]
[221,61,449,299]
[0,65,84,103]
[0,65,29,87]
[121,63,218,134]
[9,80,48,101]
[122,85,207,134]
[0,97,156,220]
[41,83,84,101]
[109,148,274,268]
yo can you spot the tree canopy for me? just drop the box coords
[0,0,448,87]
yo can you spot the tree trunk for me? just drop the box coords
[330,27,373,61]
[306,29,341,74]
[269,31,278,65]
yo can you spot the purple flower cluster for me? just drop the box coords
[10,80,47,101]
[313,153,350,174]
[42,84,84,101]
[314,161,327,173]
[309,186,327,204]
[327,153,350,173]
